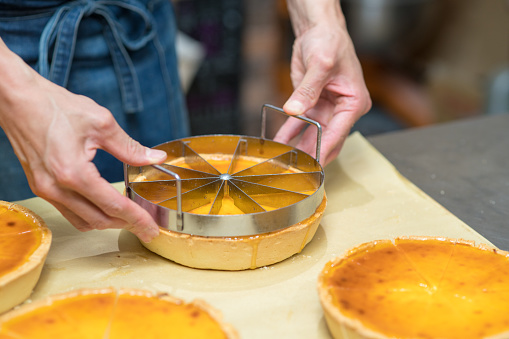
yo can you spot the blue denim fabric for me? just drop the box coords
[0,0,190,200]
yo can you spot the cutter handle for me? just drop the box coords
[261,104,322,163]
[150,165,184,232]
[124,163,183,231]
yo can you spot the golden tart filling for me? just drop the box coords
[0,288,237,339]
[134,154,317,215]
[318,237,509,339]
[0,201,51,314]
[0,205,43,276]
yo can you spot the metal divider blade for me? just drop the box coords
[209,181,225,215]
[227,182,265,214]
[130,178,219,203]
[158,164,217,180]
[158,180,222,213]
[231,179,308,209]
[181,142,222,175]
[232,172,322,193]
[228,137,294,174]
[232,151,296,176]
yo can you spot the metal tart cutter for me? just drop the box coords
[124,104,325,237]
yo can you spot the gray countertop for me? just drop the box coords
[368,114,509,250]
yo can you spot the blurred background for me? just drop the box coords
[173,0,509,139]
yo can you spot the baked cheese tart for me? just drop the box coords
[136,154,326,270]
[318,236,509,339]
[0,201,51,314]
[143,194,326,270]
[0,288,238,338]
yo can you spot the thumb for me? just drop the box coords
[99,124,167,166]
[284,65,328,115]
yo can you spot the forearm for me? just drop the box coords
[285,0,345,37]
[0,38,35,127]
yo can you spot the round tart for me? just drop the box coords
[136,153,326,270]
[0,201,51,314]
[318,236,509,339]
[143,193,326,270]
[0,288,238,338]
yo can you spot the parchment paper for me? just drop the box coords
[16,132,490,338]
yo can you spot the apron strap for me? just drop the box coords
[38,0,157,114]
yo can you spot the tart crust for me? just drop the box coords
[0,287,238,339]
[318,236,509,339]
[142,193,326,270]
[0,201,51,314]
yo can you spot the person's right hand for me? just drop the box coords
[0,39,165,243]
[274,0,371,166]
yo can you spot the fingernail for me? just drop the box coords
[146,149,167,163]
[284,100,305,115]
[139,227,159,243]
[150,226,160,238]
[147,225,160,239]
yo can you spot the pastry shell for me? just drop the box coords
[0,201,51,314]
[142,193,326,270]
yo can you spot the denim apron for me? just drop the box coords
[0,0,190,200]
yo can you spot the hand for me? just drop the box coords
[274,0,371,166]
[0,40,165,242]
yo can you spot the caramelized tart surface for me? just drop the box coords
[319,237,509,339]
[0,204,44,278]
[0,288,237,339]
[0,201,51,314]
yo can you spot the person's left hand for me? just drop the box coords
[273,13,371,166]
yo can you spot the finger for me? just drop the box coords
[46,188,128,232]
[53,194,157,243]
[303,110,357,166]
[294,122,320,157]
[48,199,93,232]
[273,117,307,145]
[283,62,331,116]
[51,165,160,242]
[93,115,166,166]
[323,144,342,166]
[67,188,158,243]
[77,176,160,242]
